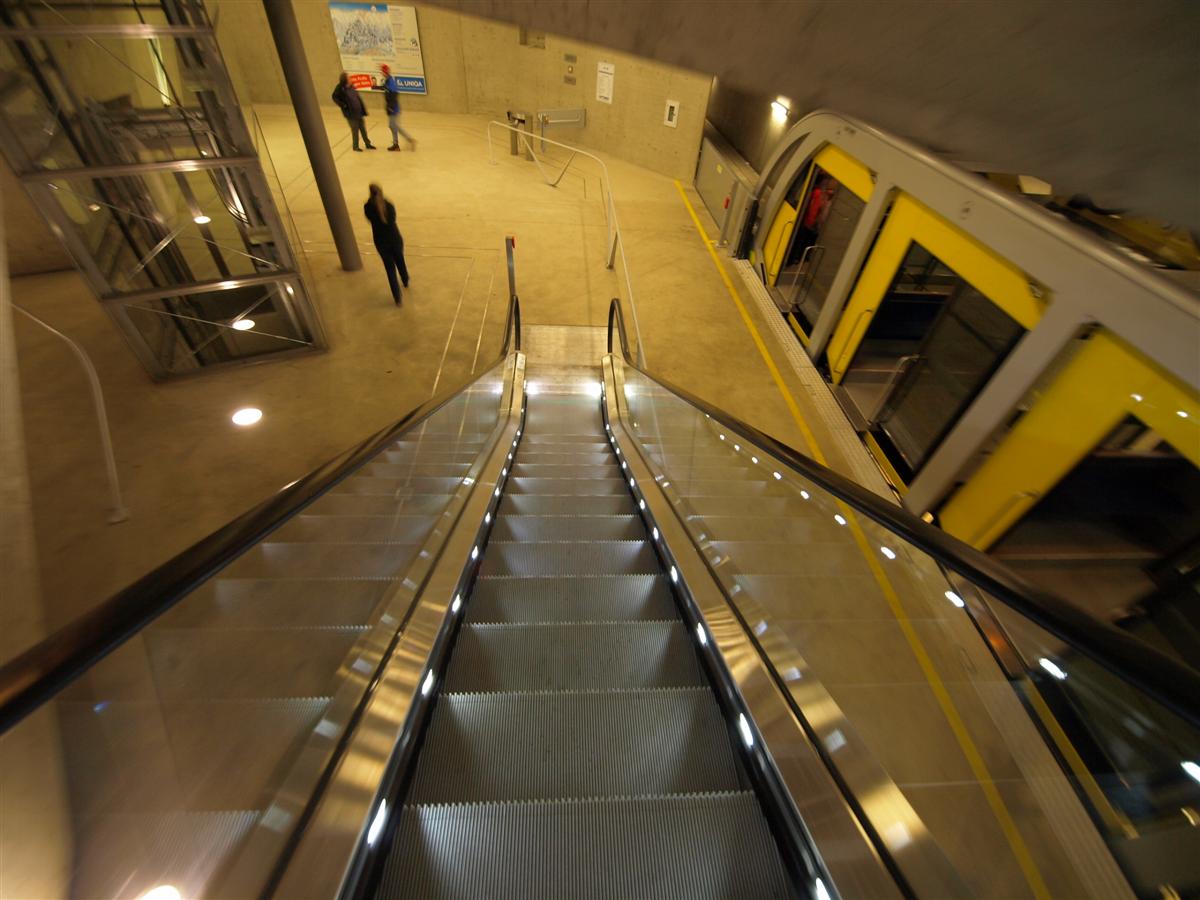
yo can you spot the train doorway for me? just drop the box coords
[838,243,1025,480]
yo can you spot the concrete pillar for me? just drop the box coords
[262,0,362,272]
[0,194,73,899]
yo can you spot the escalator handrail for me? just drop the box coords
[0,295,523,736]
[606,297,1200,728]
[502,291,522,354]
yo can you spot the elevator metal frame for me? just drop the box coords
[0,0,326,379]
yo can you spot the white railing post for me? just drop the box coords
[486,120,647,367]
[12,305,129,524]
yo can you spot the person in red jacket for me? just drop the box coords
[332,72,375,151]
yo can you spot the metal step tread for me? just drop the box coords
[489,514,643,542]
[379,792,792,899]
[468,574,676,623]
[479,541,659,577]
[445,621,703,691]
[507,476,630,496]
[408,688,740,802]
[499,494,637,516]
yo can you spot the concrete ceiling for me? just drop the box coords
[429,0,1200,229]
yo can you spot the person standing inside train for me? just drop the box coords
[380,64,417,151]
[332,72,375,152]
[364,183,409,305]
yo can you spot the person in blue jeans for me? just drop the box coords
[364,183,409,305]
[332,72,374,151]
[380,64,417,151]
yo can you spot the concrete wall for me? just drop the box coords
[422,0,1200,230]
[705,79,785,176]
[209,1,709,179]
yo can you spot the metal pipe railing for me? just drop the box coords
[487,120,646,368]
[12,304,128,524]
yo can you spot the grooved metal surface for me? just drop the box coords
[499,494,637,516]
[375,387,792,899]
[445,622,704,691]
[480,541,660,577]
[490,514,644,542]
[378,793,793,900]
[409,689,740,802]
[468,575,677,623]
[507,476,630,496]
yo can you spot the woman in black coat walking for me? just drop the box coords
[364,184,409,305]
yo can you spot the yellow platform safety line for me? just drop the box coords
[673,179,1052,900]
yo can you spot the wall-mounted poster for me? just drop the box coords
[329,3,427,94]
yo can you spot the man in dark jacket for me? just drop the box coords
[332,72,374,151]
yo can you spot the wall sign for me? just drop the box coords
[596,61,614,104]
[663,99,679,127]
[329,2,427,94]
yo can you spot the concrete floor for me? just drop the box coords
[9,107,1126,897]
[11,106,810,641]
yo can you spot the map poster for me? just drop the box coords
[329,3,427,94]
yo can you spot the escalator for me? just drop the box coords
[3,296,1200,899]
[372,371,793,897]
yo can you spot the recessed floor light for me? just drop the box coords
[231,407,262,426]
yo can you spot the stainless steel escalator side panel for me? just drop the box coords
[602,353,958,900]
[264,353,527,900]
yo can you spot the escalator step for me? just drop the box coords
[408,689,741,802]
[511,463,624,480]
[445,622,703,691]
[221,543,423,579]
[490,514,643,542]
[507,476,629,496]
[498,494,636,516]
[480,541,660,577]
[59,697,329,814]
[514,451,614,466]
[468,574,676,623]
[144,625,368,701]
[160,578,389,629]
[269,514,437,545]
[379,793,792,900]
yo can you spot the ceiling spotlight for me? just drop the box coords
[771,98,790,123]
[193,214,211,225]
[231,318,255,331]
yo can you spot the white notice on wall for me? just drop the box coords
[596,61,614,104]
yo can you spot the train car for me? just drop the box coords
[732,111,1199,638]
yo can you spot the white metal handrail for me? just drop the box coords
[12,304,129,524]
[486,120,647,367]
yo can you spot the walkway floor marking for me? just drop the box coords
[673,179,1051,899]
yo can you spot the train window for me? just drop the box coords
[772,165,867,332]
[990,416,1200,662]
[840,242,1025,479]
